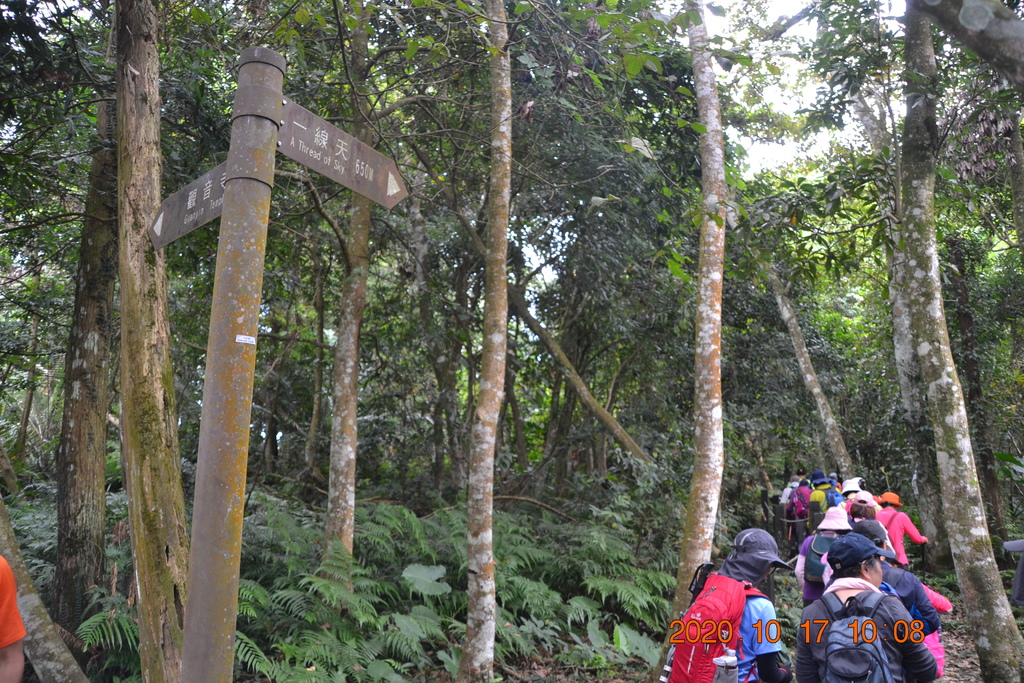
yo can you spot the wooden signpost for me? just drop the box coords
[156,47,407,683]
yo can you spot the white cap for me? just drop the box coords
[842,478,862,494]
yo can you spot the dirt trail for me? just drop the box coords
[938,617,982,682]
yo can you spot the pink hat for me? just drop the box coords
[851,491,874,507]
[817,506,852,532]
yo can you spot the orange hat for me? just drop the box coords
[880,492,903,507]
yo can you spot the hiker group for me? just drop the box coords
[661,467,1024,683]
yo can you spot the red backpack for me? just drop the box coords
[668,573,765,683]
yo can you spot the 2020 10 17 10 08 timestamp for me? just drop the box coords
[797,619,926,644]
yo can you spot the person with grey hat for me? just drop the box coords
[1006,538,1024,606]
[851,520,940,635]
[666,529,793,683]
[796,533,937,683]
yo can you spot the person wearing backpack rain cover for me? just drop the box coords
[796,533,937,683]
[668,529,793,683]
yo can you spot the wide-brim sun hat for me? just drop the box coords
[810,469,829,485]
[880,492,903,507]
[817,506,852,532]
[1006,539,1024,552]
[841,478,862,495]
[732,528,791,569]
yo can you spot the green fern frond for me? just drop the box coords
[77,610,139,652]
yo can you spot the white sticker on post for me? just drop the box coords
[236,334,257,345]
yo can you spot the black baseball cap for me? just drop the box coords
[827,532,896,570]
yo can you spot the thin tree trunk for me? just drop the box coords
[1008,112,1024,265]
[668,0,727,640]
[116,1,190,678]
[325,6,373,556]
[11,312,40,464]
[507,285,651,463]
[302,230,326,479]
[0,496,90,683]
[948,238,1007,541]
[507,366,529,470]
[901,9,1024,681]
[53,97,117,636]
[455,0,511,676]
[765,267,855,476]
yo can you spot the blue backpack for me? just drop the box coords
[824,485,844,510]
[820,592,894,683]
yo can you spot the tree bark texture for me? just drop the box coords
[1007,112,1024,265]
[886,241,953,569]
[908,0,1024,91]
[53,97,118,635]
[851,70,953,570]
[901,9,1024,681]
[115,1,190,679]
[765,268,855,476]
[669,0,728,632]
[0,492,90,681]
[948,239,1007,542]
[326,9,373,557]
[455,1,511,678]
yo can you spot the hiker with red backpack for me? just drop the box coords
[665,529,793,683]
[795,507,850,606]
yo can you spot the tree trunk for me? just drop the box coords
[302,230,326,479]
[765,267,855,476]
[455,0,511,677]
[325,6,373,556]
[901,9,1024,681]
[908,0,1024,91]
[116,1,190,679]
[886,241,953,569]
[948,238,1007,541]
[507,285,651,463]
[507,366,529,470]
[53,97,117,636]
[668,0,727,638]
[1008,112,1024,265]
[11,311,40,465]
[0,496,90,683]
[851,71,953,571]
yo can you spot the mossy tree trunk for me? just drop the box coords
[668,0,727,642]
[115,1,190,679]
[455,0,511,677]
[53,97,117,636]
[901,9,1024,681]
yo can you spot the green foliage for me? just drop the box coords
[232,498,674,679]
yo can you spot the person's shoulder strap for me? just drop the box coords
[821,592,845,619]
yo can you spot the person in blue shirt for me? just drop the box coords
[718,529,793,683]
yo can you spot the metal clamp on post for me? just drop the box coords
[231,84,283,125]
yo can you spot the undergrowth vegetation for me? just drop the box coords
[231,493,676,681]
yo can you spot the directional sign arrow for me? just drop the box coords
[278,98,408,210]
[148,162,227,250]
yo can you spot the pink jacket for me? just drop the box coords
[876,508,928,565]
[923,583,952,613]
